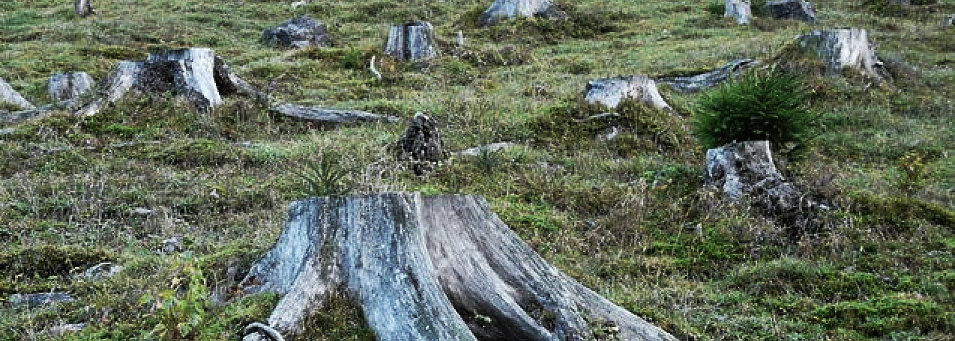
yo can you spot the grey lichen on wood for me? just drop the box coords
[795,28,887,79]
[48,72,95,107]
[384,22,438,62]
[479,0,567,26]
[657,59,759,93]
[725,0,752,25]
[74,0,94,17]
[0,77,36,111]
[74,49,264,117]
[262,16,330,49]
[765,0,817,23]
[239,192,676,341]
[272,103,399,124]
[585,76,672,111]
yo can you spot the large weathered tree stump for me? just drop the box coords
[384,22,438,62]
[793,28,886,79]
[74,0,94,17]
[766,0,817,23]
[48,72,95,107]
[74,48,263,117]
[0,77,35,111]
[239,192,676,341]
[262,16,330,49]
[657,59,759,93]
[584,76,672,111]
[725,0,752,25]
[479,0,567,26]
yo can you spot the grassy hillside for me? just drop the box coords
[1,0,953,339]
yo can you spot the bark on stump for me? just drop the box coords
[272,103,399,125]
[584,76,672,111]
[384,22,438,62]
[794,28,886,79]
[262,16,330,49]
[657,59,758,93]
[766,0,817,23]
[725,0,752,25]
[479,0,567,26]
[239,192,676,341]
[0,77,36,111]
[74,0,94,17]
[396,113,446,175]
[74,49,263,117]
[48,72,95,107]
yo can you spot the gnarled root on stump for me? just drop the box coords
[239,192,675,341]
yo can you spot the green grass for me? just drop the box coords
[1,0,953,340]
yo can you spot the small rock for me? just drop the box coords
[130,207,153,215]
[262,16,330,49]
[47,323,87,336]
[7,292,75,307]
[83,262,124,279]
[766,0,817,23]
[454,142,517,157]
[162,235,183,254]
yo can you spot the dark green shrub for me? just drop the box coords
[295,151,353,197]
[692,68,815,156]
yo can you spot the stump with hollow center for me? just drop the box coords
[240,192,676,341]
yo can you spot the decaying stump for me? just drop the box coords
[766,0,817,23]
[262,16,330,49]
[74,0,94,17]
[239,192,676,341]
[657,59,759,93]
[725,0,752,25]
[48,72,95,107]
[396,113,446,175]
[74,48,263,117]
[0,77,35,111]
[272,103,399,124]
[705,141,827,236]
[793,28,887,79]
[384,22,438,62]
[479,0,568,26]
[584,76,672,111]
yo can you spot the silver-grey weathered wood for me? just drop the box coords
[657,59,759,93]
[74,49,263,117]
[384,22,438,62]
[0,77,35,111]
[795,28,886,79]
[585,76,672,111]
[48,72,95,107]
[240,193,676,341]
[74,0,94,17]
[766,0,817,23]
[479,0,567,26]
[262,16,330,49]
[725,0,752,25]
[272,103,399,124]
